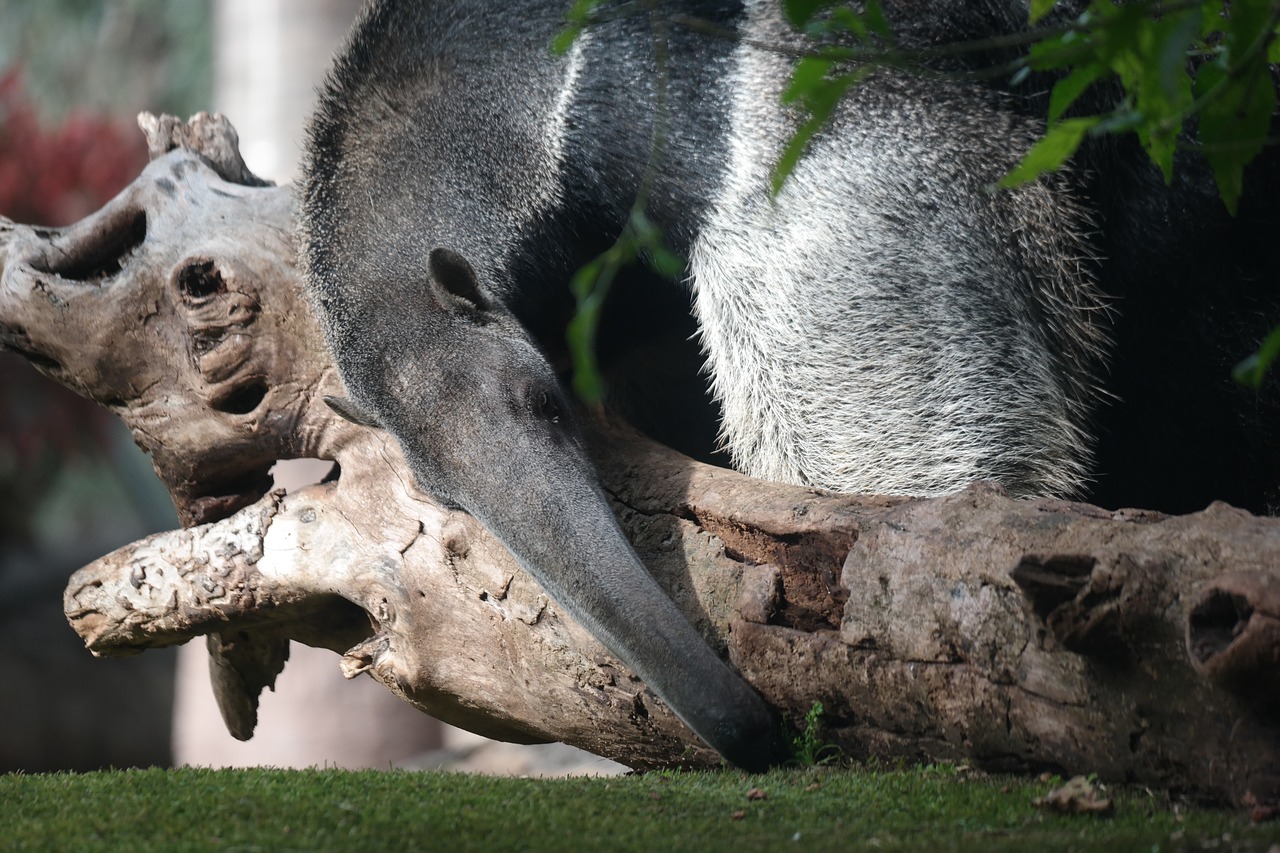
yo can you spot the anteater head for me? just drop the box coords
[322,248,786,772]
[327,248,583,513]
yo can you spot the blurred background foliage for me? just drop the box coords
[0,0,211,772]
[0,0,210,124]
[0,0,213,557]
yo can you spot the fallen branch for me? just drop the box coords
[0,114,1276,805]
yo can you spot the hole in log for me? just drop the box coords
[34,208,146,281]
[675,506,852,631]
[212,380,268,415]
[186,468,276,525]
[1188,590,1253,664]
[177,259,226,300]
[271,458,336,492]
[1010,555,1096,620]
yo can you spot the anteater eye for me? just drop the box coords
[534,388,561,424]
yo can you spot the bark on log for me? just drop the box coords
[1,114,1277,806]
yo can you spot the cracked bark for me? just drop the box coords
[2,114,1278,806]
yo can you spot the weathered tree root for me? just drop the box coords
[1,113,1278,805]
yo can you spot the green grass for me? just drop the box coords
[2,765,1276,852]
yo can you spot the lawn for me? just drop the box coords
[2,764,1277,852]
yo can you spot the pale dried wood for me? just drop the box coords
[0,114,1276,805]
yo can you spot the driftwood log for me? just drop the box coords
[1,114,1277,805]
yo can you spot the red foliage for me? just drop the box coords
[0,66,148,226]
[0,67,152,537]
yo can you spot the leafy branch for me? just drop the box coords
[556,1,1280,396]
[1000,0,1280,216]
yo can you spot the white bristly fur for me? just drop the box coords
[688,1,1108,498]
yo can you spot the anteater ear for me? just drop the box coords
[428,247,492,313]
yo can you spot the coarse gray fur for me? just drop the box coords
[689,8,1105,496]
[299,0,1110,769]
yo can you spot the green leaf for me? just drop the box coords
[1196,58,1276,214]
[567,311,604,402]
[1191,55,1228,106]
[625,209,686,279]
[1048,62,1106,123]
[1233,323,1280,388]
[550,25,583,56]
[1200,0,1225,31]
[569,257,602,302]
[567,252,623,404]
[1115,8,1199,183]
[999,116,1100,188]
[1089,108,1144,135]
[1226,0,1272,60]
[566,209,685,401]
[863,0,892,39]
[1094,4,1147,86]
[566,268,605,402]
[773,113,824,195]
[1029,30,1092,72]
[1154,10,1201,102]
[646,247,686,279]
[774,68,868,194]
[562,0,602,24]
[827,7,868,39]
[1136,125,1178,184]
[782,57,836,105]
[551,0,603,55]
[783,0,838,28]
[1030,0,1058,25]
